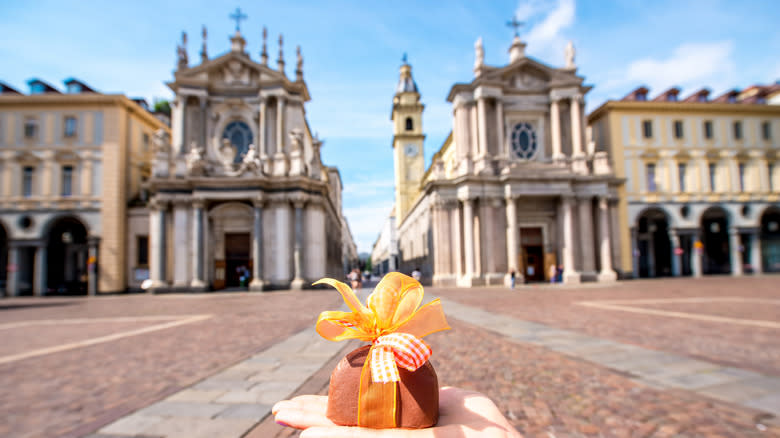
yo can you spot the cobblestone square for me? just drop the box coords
[1,277,779,437]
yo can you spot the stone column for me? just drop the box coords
[597,197,617,282]
[495,100,505,157]
[431,199,444,281]
[88,237,99,295]
[550,98,563,162]
[249,198,265,291]
[258,99,267,158]
[171,97,183,154]
[190,199,206,290]
[477,98,488,158]
[461,197,476,285]
[631,228,639,278]
[290,198,305,290]
[570,96,587,174]
[670,229,681,277]
[570,96,583,156]
[6,244,19,297]
[729,227,743,276]
[33,243,46,296]
[751,230,763,274]
[172,201,190,288]
[577,196,595,274]
[505,195,521,285]
[451,204,462,278]
[149,200,168,291]
[562,196,581,284]
[273,97,288,176]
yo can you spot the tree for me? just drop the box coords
[153,99,171,116]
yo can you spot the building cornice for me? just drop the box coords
[588,100,780,122]
[0,94,170,132]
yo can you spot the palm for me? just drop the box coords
[272,386,521,437]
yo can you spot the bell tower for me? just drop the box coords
[391,55,425,222]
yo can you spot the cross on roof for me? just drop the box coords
[402,53,408,64]
[506,17,524,37]
[229,7,248,32]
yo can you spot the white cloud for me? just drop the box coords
[515,0,575,63]
[623,41,736,95]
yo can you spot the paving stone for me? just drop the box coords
[166,389,226,403]
[744,393,780,416]
[142,417,256,438]
[192,378,256,391]
[214,390,262,404]
[700,378,780,403]
[136,401,229,418]
[215,403,272,420]
[99,414,165,435]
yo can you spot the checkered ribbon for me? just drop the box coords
[370,332,431,384]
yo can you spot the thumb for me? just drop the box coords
[301,425,432,438]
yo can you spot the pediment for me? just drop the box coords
[175,52,286,88]
[15,150,42,163]
[54,150,80,163]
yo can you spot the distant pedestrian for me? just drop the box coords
[548,263,557,284]
[509,269,516,289]
[411,267,422,282]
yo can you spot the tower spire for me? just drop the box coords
[396,53,418,94]
[200,25,208,62]
[277,34,285,74]
[260,27,268,65]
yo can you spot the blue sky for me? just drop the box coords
[2,0,779,253]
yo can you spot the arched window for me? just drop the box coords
[405,117,414,131]
[221,121,253,163]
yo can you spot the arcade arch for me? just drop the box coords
[700,206,731,275]
[45,216,89,295]
[760,207,780,273]
[635,207,672,278]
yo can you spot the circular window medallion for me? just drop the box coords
[741,205,751,217]
[18,215,34,230]
[510,122,538,160]
[221,121,253,163]
[680,205,690,219]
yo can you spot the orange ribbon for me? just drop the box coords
[315,272,450,428]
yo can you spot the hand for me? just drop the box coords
[272,386,521,437]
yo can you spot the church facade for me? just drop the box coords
[390,36,628,286]
[139,25,352,292]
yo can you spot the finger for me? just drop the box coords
[272,395,328,415]
[301,425,456,438]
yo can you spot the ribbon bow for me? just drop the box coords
[314,272,450,428]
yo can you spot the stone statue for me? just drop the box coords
[151,129,171,177]
[474,37,484,70]
[218,138,236,170]
[186,141,207,176]
[565,40,575,69]
[290,128,304,152]
[239,143,263,175]
[152,129,170,154]
[177,31,188,70]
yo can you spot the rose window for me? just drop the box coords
[510,122,537,160]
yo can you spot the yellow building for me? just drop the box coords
[588,85,780,278]
[0,78,169,295]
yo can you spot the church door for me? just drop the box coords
[225,233,250,288]
[520,227,545,282]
